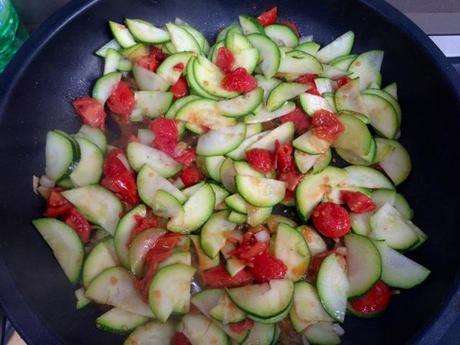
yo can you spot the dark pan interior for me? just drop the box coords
[0,0,460,344]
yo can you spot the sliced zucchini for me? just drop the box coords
[350,212,372,236]
[62,185,122,235]
[247,34,281,78]
[123,321,175,345]
[330,54,357,71]
[274,223,311,281]
[247,206,272,227]
[344,234,381,298]
[75,288,91,310]
[148,263,196,321]
[296,226,327,256]
[151,190,184,219]
[76,124,107,153]
[294,149,320,174]
[83,239,119,288]
[203,156,226,182]
[278,50,323,75]
[375,138,411,185]
[211,183,230,210]
[166,23,201,54]
[227,279,294,318]
[220,157,237,192]
[348,50,384,90]
[103,48,121,75]
[225,193,248,214]
[209,293,246,324]
[265,24,299,48]
[92,72,122,103]
[255,75,282,101]
[182,314,229,345]
[236,176,286,207]
[314,78,336,94]
[201,211,236,258]
[130,91,173,120]
[190,235,220,271]
[156,52,193,84]
[243,322,275,345]
[249,121,295,151]
[239,15,264,35]
[45,130,78,181]
[226,131,268,160]
[383,82,398,99]
[129,228,167,277]
[362,88,401,125]
[166,95,201,118]
[228,211,247,224]
[217,87,263,117]
[194,56,239,99]
[226,257,246,277]
[197,123,246,156]
[109,21,136,48]
[317,254,349,322]
[299,93,335,115]
[304,322,342,345]
[96,307,148,334]
[95,39,121,57]
[371,189,413,220]
[334,78,366,115]
[313,149,332,174]
[361,93,399,139]
[233,161,263,178]
[225,33,259,74]
[316,31,355,63]
[32,218,84,284]
[344,165,394,189]
[121,43,149,61]
[176,99,236,129]
[132,64,170,91]
[244,101,295,124]
[125,19,170,44]
[127,142,181,177]
[373,240,430,289]
[296,41,321,55]
[293,130,331,155]
[86,267,154,317]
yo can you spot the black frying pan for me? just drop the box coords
[1,0,460,344]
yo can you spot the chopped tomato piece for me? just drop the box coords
[64,208,91,243]
[72,97,107,130]
[311,110,344,143]
[129,211,159,244]
[280,20,300,37]
[312,202,351,238]
[179,165,203,187]
[341,190,376,213]
[221,67,257,93]
[107,81,135,122]
[136,52,158,72]
[173,62,185,71]
[246,148,274,173]
[44,188,72,218]
[231,240,268,262]
[280,107,310,135]
[250,250,287,283]
[283,189,294,203]
[216,47,235,74]
[275,142,295,173]
[296,74,320,96]
[257,7,278,27]
[174,147,196,166]
[229,319,255,333]
[350,281,392,315]
[171,332,192,345]
[150,117,179,156]
[170,76,189,99]
[201,265,254,288]
[307,249,336,281]
[101,148,139,205]
[278,170,303,191]
[150,46,168,62]
[336,76,351,88]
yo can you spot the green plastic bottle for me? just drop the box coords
[0,0,27,73]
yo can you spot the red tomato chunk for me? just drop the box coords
[350,281,392,315]
[179,165,203,187]
[107,81,135,122]
[249,250,287,283]
[341,190,376,213]
[229,319,255,333]
[150,117,179,157]
[171,332,192,345]
[221,68,257,93]
[72,97,106,130]
[64,208,91,244]
[312,202,351,238]
[170,76,189,99]
[311,110,344,143]
[216,47,235,74]
[280,107,310,135]
[201,265,254,288]
[257,7,278,27]
[246,148,274,173]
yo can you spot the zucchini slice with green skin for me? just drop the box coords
[123,321,176,345]
[125,19,170,44]
[371,189,413,220]
[196,123,246,156]
[236,176,286,207]
[121,43,150,61]
[247,299,292,324]
[190,235,220,271]
[166,23,201,54]
[265,24,299,48]
[293,130,331,155]
[255,75,282,101]
[350,212,372,236]
[32,218,84,284]
[217,87,263,117]
[158,249,192,269]
[167,183,215,233]
[226,131,268,160]
[45,130,78,181]
[247,34,281,78]
[83,239,119,288]
[151,190,184,219]
[246,123,263,137]
[248,121,295,151]
[176,99,236,129]
[373,240,430,289]
[383,82,398,99]
[127,142,181,177]
[62,185,122,235]
[242,322,275,345]
[239,15,264,35]
[209,293,246,323]
[156,52,193,84]
[166,95,201,118]
[234,161,264,177]
[361,93,399,139]
[129,228,167,277]
[316,31,355,63]
[148,263,196,322]
[278,50,323,75]
[330,54,357,69]
[132,64,170,91]
[226,279,294,318]
[274,223,311,281]
[137,165,186,206]
[266,82,309,111]
[335,137,376,167]
[75,288,91,310]
[317,254,349,322]
[194,56,239,99]
[313,148,333,174]
[304,322,342,345]
[114,205,147,268]
[109,21,136,48]
[348,50,384,90]
[92,72,122,103]
[344,165,394,189]
[86,267,154,317]
[130,91,174,120]
[96,307,148,334]
[95,38,120,58]
[225,33,259,74]
[289,282,333,332]
[225,194,248,214]
[244,101,295,124]
[296,167,346,220]
[216,24,242,43]
[210,183,230,210]
[369,203,419,251]
[375,138,412,185]
[220,157,237,193]
[204,156,226,182]
[226,257,246,277]
[362,88,401,125]
[247,206,272,227]
[186,57,219,100]
[76,125,107,153]
[344,234,382,298]
[334,77,366,115]
[300,93,335,115]
[182,314,230,345]
[103,48,121,75]
[294,149,320,174]
[296,41,321,56]
[200,211,237,258]
[227,211,247,224]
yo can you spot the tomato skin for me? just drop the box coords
[136,52,158,72]
[174,147,196,166]
[179,165,203,187]
[278,170,303,191]
[64,208,91,243]
[216,47,235,74]
[107,81,135,122]
[246,148,274,173]
[295,74,320,96]
[311,110,344,143]
[312,202,351,238]
[221,67,257,93]
[150,117,179,156]
[230,237,268,262]
[129,212,159,244]
[173,62,185,71]
[45,189,73,217]
[307,249,344,281]
[201,265,254,288]
[229,319,255,333]
[350,281,392,315]
[170,76,189,99]
[336,76,351,88]
[72,97,107,130]
[171,332,192,345]
[280,20,300,37]
[257,7,278,27]
[280,107,310,135]
[275,142,295,173]
[341,191,376,213]
[100,149,139,205]
[249,250,287,283]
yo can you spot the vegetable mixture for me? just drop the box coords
[32,6,430,345]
